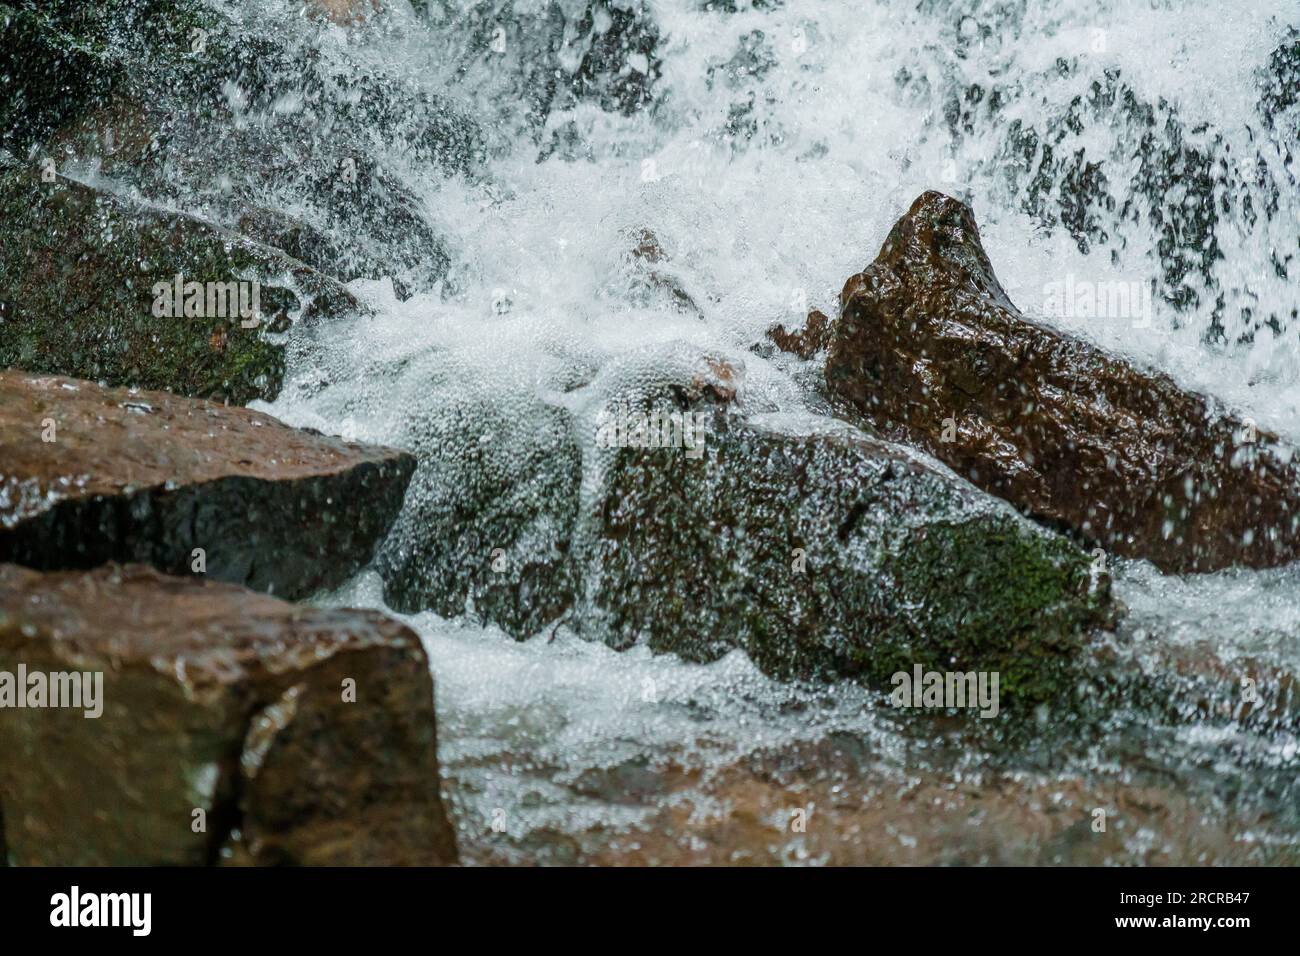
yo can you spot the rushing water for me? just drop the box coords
[231,0,1300,863]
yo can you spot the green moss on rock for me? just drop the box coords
[880,517,1110,706]
[583,408,1112,710]
[0,0,217,153]
[0,163,357,403]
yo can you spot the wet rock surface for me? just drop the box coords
[824,191,1300,574]
[907,12,1300,343]
[1,0,481,312]
[622,228,702,317]
[459,742,1298,866]
[378,379,583,637]
[0,1,205,156]
[583,400,1110,708]
[0,562,457,865]
[434,0,663,141]
[0,162,361,404]
[767,308,831,360]
[377,342,1111,707]
[3,0,1297,872]
[0,371,414,599]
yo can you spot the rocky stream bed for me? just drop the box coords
[1,0,1298,865]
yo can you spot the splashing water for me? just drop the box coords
[230,0,1300,863]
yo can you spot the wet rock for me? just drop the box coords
[574,750,1298,866]
[623,228,702,317]
[824,191,1300,574]
[456,703,1299,866]
[375,339,1108,703]
[231,192,434,305]
[569,1,662,116]
[4,1,480,302]
[0,563,457,866]
[378,379,582,637]
[0,163,362,403]
[308,0,383,26]
[1122,638,1300,730]
[0,371,414,599]
[0,0,208,155]
[280,156,452,297]
[581,394,1111,707]
[767,308,831,359]
[923,45,1299,342]
[430,1,663,137]
[1260,26,1300,131]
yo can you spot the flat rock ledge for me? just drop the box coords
[0,370,415,599]
[0,562,458,866]
[821,190,1300,574]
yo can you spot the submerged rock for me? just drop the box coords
[0,371,414,599]
[430,0,663,139]
[824,191,1300,574]
[541,744,1297,866]
[916,24,1300,343]
[622,228,702,317]
[0,563,457,865]
[0,163,361,403]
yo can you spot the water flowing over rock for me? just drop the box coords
[582,402,1111,708]
[823,191,1300,574]
[0,563,457,865]
[901,7,1300,343]
[376,341,1110,707]
[622,228,703,317]
[1,0,482,307]
[428,0,664,144]
[378,378,583,636]
[0,161,361,404]
[309,0,383,26]
[4,0,1299,871]
[463,735,1297,865]
[0,371,414,599]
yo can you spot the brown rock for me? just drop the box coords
[687,356,742,403]
[625,228,702,317]
[308,0,383,26]
[0,563,457,866]
[457,734,1297,866]
[0,371,414,599]
[580,756,1296,866]
[825,190,1300,573]
[768,308,831,359]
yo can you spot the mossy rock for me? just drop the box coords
[3,0,478,300]
[0,0,216,154]
[0,162,359,404]
[582,408,1112,709]
[378,380,582,636]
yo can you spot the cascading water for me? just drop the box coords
[159,0,1300,863]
